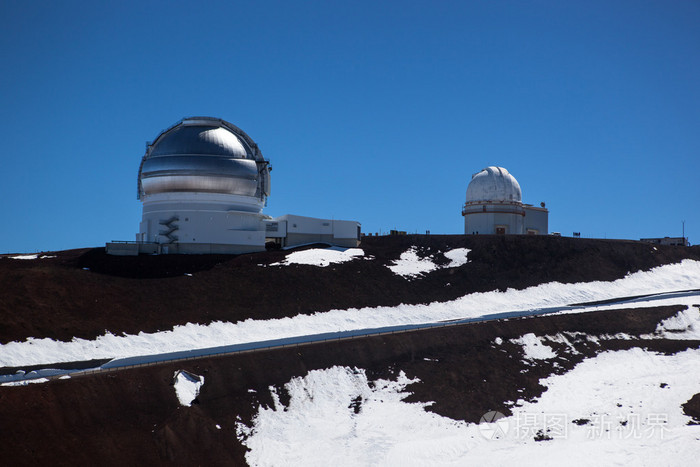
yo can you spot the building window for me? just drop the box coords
[496,226,506,235]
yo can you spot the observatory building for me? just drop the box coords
[107,117,359,255]
[461,166,548,235]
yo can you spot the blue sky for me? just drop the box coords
[2,0,699,252]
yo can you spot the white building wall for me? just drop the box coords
[127,194,361,255]
[138,192,267,253]
[463,203,525,235]
[332,219,360,240]
[264,219,288,238]
[279,214,334,235]
[141,211,265,244]
[270,214,360,247]
[464,212,524,235]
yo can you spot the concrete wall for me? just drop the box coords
[524,206,548,235]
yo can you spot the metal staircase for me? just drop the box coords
[159,216,179,244]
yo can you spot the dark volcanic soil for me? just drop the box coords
[1,235,699,344]
[683,393,700,424]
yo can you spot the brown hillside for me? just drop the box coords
[1,235,699,344]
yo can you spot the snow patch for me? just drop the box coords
[1,378,49,386]
[388,246,471,278]
[7,254,55,260]
[511,333,557,360]
[443,247,471,267]
[546,333,580,355]
[510,315,696,360]
[387,247,438,278]
[173,370,204,407]
[270,247,365,267]
[643,307,700,340]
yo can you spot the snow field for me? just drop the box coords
[238,348,700,466]
[236,366,471,466]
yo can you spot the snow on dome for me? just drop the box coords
[466,166,522,203]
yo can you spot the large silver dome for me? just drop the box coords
[137,117,270,199]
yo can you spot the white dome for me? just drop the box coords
[466,166,522,203]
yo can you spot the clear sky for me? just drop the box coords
[2,0,699,253]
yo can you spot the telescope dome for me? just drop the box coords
[466,166,522,203]
[138,117,268,199]
[149,125,248,158]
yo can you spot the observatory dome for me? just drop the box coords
[466,166,522,203]
[137,117,269,199]
[149,125,248,158]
